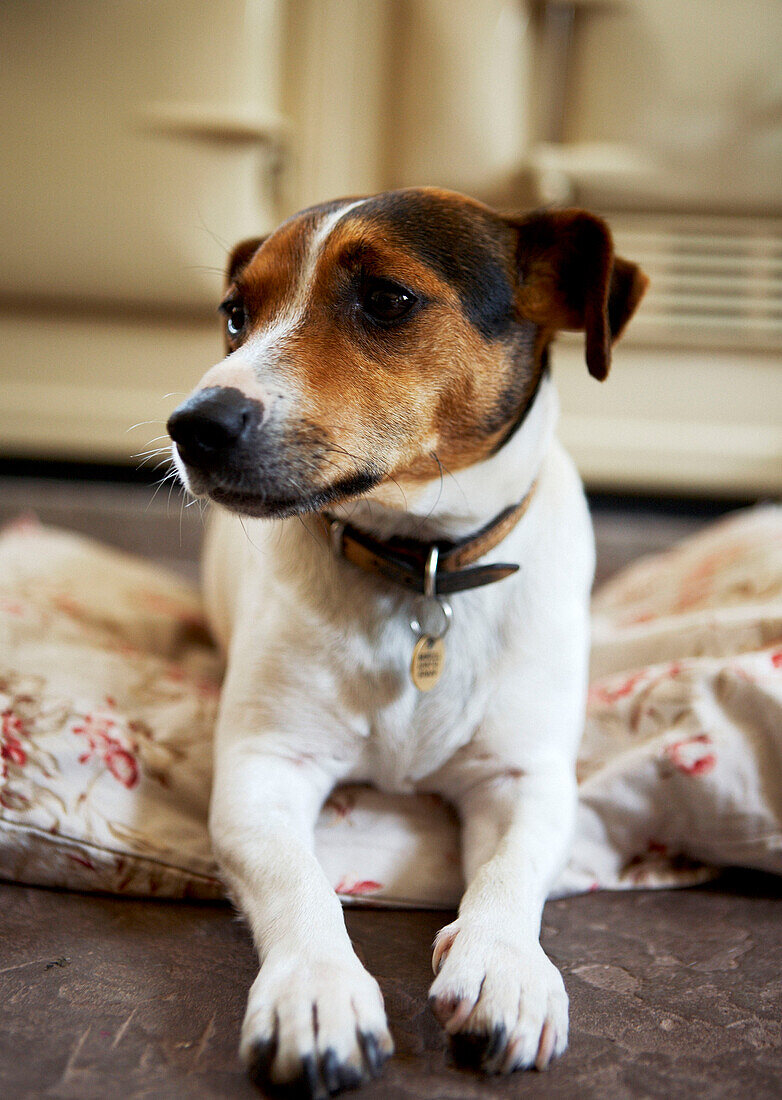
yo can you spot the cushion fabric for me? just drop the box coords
[1,507,780,906]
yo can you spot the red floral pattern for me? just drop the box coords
[334,876,383,897]
[664,734,717,777]
[588,671,647,708]
[70,713,139,789]
[1,709,29,811]
[1,710,27,769]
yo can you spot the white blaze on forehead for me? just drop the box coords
[195,199,368,404]
[238,198,368,366]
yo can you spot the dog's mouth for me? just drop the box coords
[208,484,319,519]
[205,468,384,520]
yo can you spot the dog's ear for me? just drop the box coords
[509,210,648,381]
[226,236,267,285]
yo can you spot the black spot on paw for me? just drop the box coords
[295,1053,325,1099]
[247,1048,324,1100]
[451,1024,507,1070]
[320,1047,364,1093]
[247,1036,278,1086]
[319,1048,341,1093]
[357,1031,389,1079]
[483,1023,508,1063]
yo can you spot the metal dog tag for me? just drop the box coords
[408,545,451,692]
[410,634,445,691]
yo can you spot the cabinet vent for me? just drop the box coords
[607,213,782,352]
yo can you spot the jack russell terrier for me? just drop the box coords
[167,188,647,1096]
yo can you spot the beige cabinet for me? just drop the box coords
[539,0,782,496]
[0,0,284,460]
[1,0,780,495]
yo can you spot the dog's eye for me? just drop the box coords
[362,278,417,324]
[220,300,247,339]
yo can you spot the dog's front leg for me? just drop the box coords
[210,739,393,1095]
[428,761,577,1074]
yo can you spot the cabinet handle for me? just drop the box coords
[137,102,289,156]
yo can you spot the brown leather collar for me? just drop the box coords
[317,481,537,596]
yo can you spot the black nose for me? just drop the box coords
[167,386,263,470]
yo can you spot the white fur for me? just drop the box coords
[201,365,594,1086]
[239,199,368,364]
[172,200,368,498]
[168,196,599,1089]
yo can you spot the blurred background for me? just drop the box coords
[4,8,782,1093]
[1,0,781,499]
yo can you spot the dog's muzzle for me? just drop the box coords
[167,386,263,473]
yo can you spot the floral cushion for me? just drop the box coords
[1,507,781,906]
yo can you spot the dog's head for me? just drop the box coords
[168,188,647,518]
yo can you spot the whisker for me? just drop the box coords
[146,470,178,512]
[167,475,179,515]
[148,458,175,474]
[238,515,266,554]
[296,512,324,552]
[127,419,166,433]
[133,458,171,473]
[184,264,231,276]
[195,212,232,254]
[408,451,445,535]
[131,447,170,461]
[385,474,407,510]
[435,456,469,508]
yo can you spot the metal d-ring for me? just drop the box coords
[411,546,453,640]
[409,596,452,639]
[424,545,439,598]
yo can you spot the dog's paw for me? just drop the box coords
[428,919,568,1074]
[239,949,393,1097]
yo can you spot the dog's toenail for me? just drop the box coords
[247,1036,277,1085]
[358,1031,386,1077]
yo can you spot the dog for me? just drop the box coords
[167,187,647,1096]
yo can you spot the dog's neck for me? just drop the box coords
[326,374,559,544]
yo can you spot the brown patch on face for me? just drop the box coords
[226,236,267,284]
[176,190,646,520]
[225,220,311,341]
[190,219,322,403]
[423,320,548,478]
[249,204,546,497]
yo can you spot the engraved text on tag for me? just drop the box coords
[410,634,445,691]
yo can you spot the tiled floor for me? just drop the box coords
[1,474,779,1099]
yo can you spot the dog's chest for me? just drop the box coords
[351,597,502,793]
[363,691,470,793]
